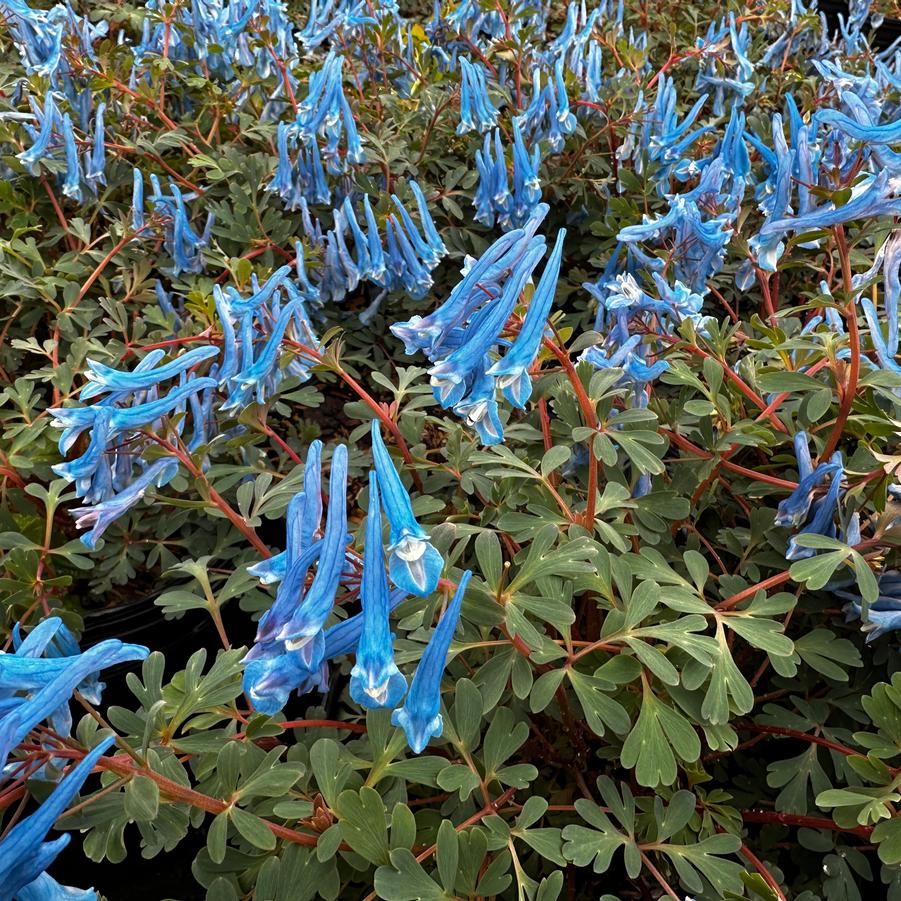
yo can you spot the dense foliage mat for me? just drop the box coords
[2,0,901,898]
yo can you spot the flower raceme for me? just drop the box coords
[50,267,320,547]
[242,434,453,750]
[391,205,564,445]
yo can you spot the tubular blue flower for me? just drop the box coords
[105,378,217,431]
[454,362,504,446]
[349,473,407,709]
[0,641,147,775]
[0,638,150,694]
[15,871,98,901]
[390,228,527,357]
[245,585,410,714]
[754,171,901,272]
[409,180,446,260]
[17,90,57,174]
[428,243,545,406]
[85,101,106,186]
[786,464,845,561]
[775,435,843,528]
[230,300,302,404]
[391,571,471,754]
[814,104,901,144]
[324,588,407,660]
[488,228,565,408]
[841,572,901,642]
[79,346,219,400]
[0,737,115,901]
[69,457,179,549]
[41,623,102,707]
[277,444,349,666]
[252,442,324,633]
[243,650,324,715]
[60,113,81,201]
[50,407,112,490]
[131,168,144,231]
[370,421,442,596]
[457,58,497,134]
[228,266,293,316]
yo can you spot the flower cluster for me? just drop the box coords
[392,205,564,444]
[474,123,543,231]
[0,617,148,899]
[50,268,319,548]
[243,425,463,755]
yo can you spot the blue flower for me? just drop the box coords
[69,457,180,549]
[0,736,115,901]
[390,227,528,357]
[775,432,843,528]
[84,101,106,187]
[753,171,901,272]
[277,444,349,667]
[457,59,498,134]
[252,441,324,631]
[243,650,325,715]
[391,571,471,754]
[371,421,442,596]
[428,242,545,407]
[488,228,565,408]
[79,347,219,401]
[60,113,81,202]
[815,103,901,144]
[131,169,144,231]
[349,472,407,709]
[0,638,147,774]
[17,90,57,174]
[786,463,845,561]
[227,300,303,407]
[15,871,98,901]
[842,572,901,642]
[454,361,504,446]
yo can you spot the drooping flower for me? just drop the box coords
[774,431,843,529]
[488,228,565,408]
[79,347,219,401]
[457,58,498,134]
[276,444,349,668]
[68,457,180,549]
[349,472,407,709]
[370,421,442,596]
[391,571,471,754]
[0,737,115,901]
[841,572,901,643]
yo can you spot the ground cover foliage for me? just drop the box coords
[2,0,901,898]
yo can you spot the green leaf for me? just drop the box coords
[621,683,700,787]
[374,849,451,901]
[207,812,229,865]
[789,550,849,590]
[540,445,571,477]
[474,531,503,592]
[873,817,901,865]
[794,629,862,681]
[435,821,459,893]
[336,787,391,866]
[562,799,631,874]
[124,775,160,822]
[568,670,630,737]
[229,807,276,851]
